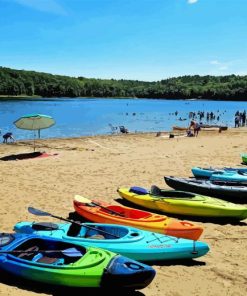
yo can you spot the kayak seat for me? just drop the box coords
[150,185,162,195]
[36,255,64,265]
[31,252,65,265]
[129,187,148,195]
[67,223,81,237]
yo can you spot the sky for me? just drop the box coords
[0,0,246,81]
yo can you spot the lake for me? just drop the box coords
[0,97,246,140]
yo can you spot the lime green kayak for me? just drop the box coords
[241,153,247,164]
[0,232,156,289]
[117,186,247,220]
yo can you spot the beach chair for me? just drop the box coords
[119,126,129,134]
[108,124,118,134]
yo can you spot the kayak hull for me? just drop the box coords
[164,176,247,205]
[0,233,155,289]
[191,166,247,179]
[14,221,209,261]
[209,171,247,182]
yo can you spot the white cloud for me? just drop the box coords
[187,0,198,4]
[14,0,66,15]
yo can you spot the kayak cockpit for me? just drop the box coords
[104,205,152,219]
[11,238,86,265]
[66,223,129,239]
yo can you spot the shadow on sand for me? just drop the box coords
[0,151,58,161]
[0,269,145,296]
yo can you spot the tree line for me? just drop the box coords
[0,66,247,100]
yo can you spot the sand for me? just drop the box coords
[0,128,246,296]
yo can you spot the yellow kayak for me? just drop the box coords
[117,186,247,220]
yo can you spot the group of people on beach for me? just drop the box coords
[184,109,247,137]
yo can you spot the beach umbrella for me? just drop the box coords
[14,114,55,151]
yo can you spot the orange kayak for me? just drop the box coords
[73,197,203,240]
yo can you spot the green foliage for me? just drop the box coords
[0,67,247,100]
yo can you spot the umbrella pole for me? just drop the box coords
[33,131,36,152]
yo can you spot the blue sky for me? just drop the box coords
[0,0,246,81]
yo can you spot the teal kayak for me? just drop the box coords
[209,170,247,182]
[0,232,155,289]
[192,166,247,179]
[14,221,210,262]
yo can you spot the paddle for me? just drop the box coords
[0,247,82,257]
[28,207,120,238]
[74,195,125,217]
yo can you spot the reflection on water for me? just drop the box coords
[0,97,246,140]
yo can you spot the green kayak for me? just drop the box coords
[0,232,156,289]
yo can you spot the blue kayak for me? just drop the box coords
[209,170,247,182]
[0,232,155,289]
[192,166,247,179]
[14,221,210,262]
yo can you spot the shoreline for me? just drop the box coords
[2,125,245,144]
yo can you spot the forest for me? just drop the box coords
[0,66,247,100]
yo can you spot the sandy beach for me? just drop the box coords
[0,128,246,296]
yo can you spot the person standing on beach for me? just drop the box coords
[242,111,246,126]
[235,114,240,128]
[3,132,15,143]
[188,120,201,137]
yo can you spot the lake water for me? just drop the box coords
[0,97,246,140]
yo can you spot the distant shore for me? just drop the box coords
[0,95,41,99]
[1,94,247,102]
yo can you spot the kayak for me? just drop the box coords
[172,125,227,131]
[14,221,210,262]
[73,196,204,240]
[209,170,247,182]
[117,186,247,220]
[200,124,228,130]
[0,232,155,289]
[241,154,247,164]
[191,166,247,179]
[164,176,247,204]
